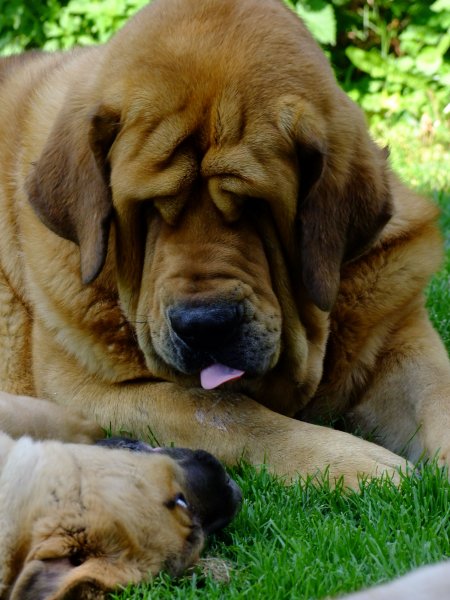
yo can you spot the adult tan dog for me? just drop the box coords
[0,399,241,600]
[0,0,449,487]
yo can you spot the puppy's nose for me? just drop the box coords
[168,304,243,349]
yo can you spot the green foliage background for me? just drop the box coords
[287,0,450,128]
[1,0,449,129]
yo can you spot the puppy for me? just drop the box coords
[96,437,242,535]
[0,432,241,599]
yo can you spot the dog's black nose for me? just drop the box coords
[168,304,243,349]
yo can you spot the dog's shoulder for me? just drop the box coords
[320,171,442,404]
[337,171,442,311]
[0,50,63,89]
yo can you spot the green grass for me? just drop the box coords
[112,123,450,599]
[113,465,450,600]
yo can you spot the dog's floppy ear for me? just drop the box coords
[9,557,124,600]
[284,97,392,312]
[26,104,120,284]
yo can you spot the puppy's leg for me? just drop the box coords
[0,392,103,442]
[350,308,450,464]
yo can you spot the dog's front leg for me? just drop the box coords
[0,392,103,442]
[32,342,408,487]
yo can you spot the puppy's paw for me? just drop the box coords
[0,393,104,443]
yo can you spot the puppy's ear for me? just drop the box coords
[26,104,120,284]
[9,558,114,600]
[284,97,392,312]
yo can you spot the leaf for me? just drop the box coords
[431,0,450,12]
[440,71,450,86]
[437,32,450,55]
[345,47,386,79]
[395,56,415,73]
[416,47,443,76]
[295,1,336,46]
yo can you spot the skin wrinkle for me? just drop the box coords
[106,64,292,384]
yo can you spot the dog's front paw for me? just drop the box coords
[328,442,408,490]
[59,408,105,443]
[262,422,409,489]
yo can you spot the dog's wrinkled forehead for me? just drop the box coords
[102,0,324,221]
[107,89,301,253]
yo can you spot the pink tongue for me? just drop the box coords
[200,364,244,390]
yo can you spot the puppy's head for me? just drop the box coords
[97,438,242,535]
[26,0,392,407]
[5,439,240,600]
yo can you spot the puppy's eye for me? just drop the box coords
[175,494,189,509]
[165,493,189,510]
[68,552,85,567]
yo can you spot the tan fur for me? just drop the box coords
[0,0,449,488]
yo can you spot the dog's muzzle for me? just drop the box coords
[161,300,279,384]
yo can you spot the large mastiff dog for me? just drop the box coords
[0,0,449,487]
